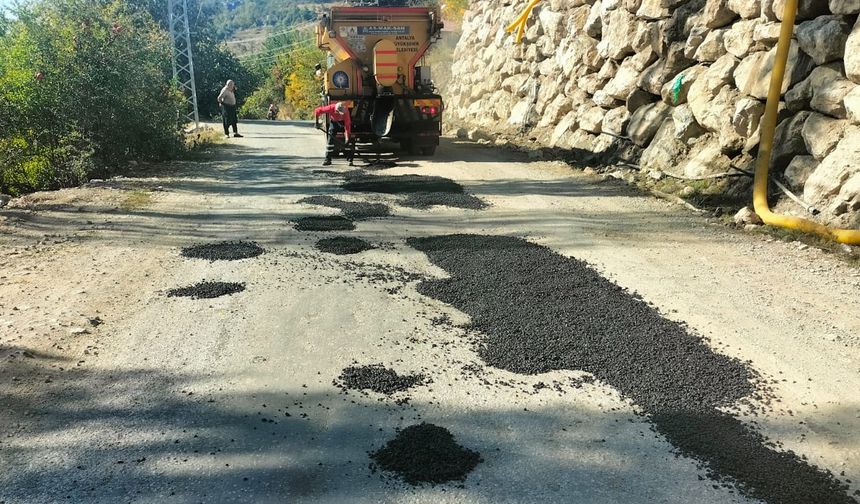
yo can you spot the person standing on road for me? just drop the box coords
[313,101,351,166]
[217,80,243,138]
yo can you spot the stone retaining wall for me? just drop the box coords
[446,0,860,227]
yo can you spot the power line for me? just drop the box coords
[238,37,315,61]
[225,22,314,45]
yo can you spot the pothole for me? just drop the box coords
[369,423,482,486]
[343,174,464,194]
[180,241,264,261]
[299,195,390,219]
[315,237,375,255]
[293,215,356,232]
[408,234,856,504]
[335,364,424,394]
[401,192,487,210]
[167,281,246,299]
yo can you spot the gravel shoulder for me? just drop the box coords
[1,121,858,503]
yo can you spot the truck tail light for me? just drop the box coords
[420,106,439,116]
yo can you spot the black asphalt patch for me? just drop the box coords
[370,423,482,485]
[167,281,245,299]
[401,192,487,210]
[293,215,356,232]
[299,195,390,219]
[343,174,464,194]
[180,241,264,261]
[407,234,857,504]
[315,237,374,255]
[336,364,424,395]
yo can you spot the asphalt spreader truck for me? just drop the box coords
[315,6,444,156]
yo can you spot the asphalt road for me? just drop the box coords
[1,120,859,503]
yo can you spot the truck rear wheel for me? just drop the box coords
[420,146,436,156]
[401,140,420,156]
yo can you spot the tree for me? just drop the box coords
[0,0,184,195]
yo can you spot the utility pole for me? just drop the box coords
[168,0,200,129]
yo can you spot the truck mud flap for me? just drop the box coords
[372,97,395,137]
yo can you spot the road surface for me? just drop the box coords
[1,121,859,503]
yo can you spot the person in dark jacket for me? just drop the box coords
[217,80,243,138]
[314,101,351,166]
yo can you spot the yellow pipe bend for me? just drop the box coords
[754,0,860,245]
[506,0,541,44]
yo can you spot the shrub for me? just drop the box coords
[0,0,184,195]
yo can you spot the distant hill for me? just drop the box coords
[209,0,322,39]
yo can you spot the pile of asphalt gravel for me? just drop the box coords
[315,237,374,255]
[343,174,463,194]
[180,241,264,261]
[408,234,857,504]
[336,364,424,395]
[299,195,390,219]
[167,281,245,299]
[293,215,356,231]
[370,423,482,485]
[400,192,487,210]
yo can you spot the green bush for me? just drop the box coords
[0,0,184,196]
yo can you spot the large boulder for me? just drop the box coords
[638,42,694,95]
[537,94,574,128]
[728,0,760,18]
[724,19,762,59]
[538,9,566,45]
[845,85,860,124]
[627,101,671,146]
[795,16,852,65]
[771,111,811,172]
[688,54,740,129]
[639,118,688,171]
[694,28,728,62]
[637,0,671,20]
[734,44,815,99]
[580,106,606,133]
[661,64,708,105]
[772,0,829,21]
[804,128,860,214]
[604,56,652,99]
[784,155,819,189]
[598,8,639,60]
[602,106,631,135]
[784,63,841,113]
[681,136,734,177]
[846,16,860,83]
[753,22,782,45]
[702,0,737,28]
[627,87,660,113]
[585,0,603,37]
[810,78,856,119]
[732,96,765,138]
[829,0,860,15]
[550,110,579,147]
[673,103,706,141]
[801,113,848,160]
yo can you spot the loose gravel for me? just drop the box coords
[408,234,856,504]
[370,423,482,485]
[167,281,245,299]
[299,195,390,219]
[315,237,374,255]
[336,364,424,395]
[293,215,356,232]
[343,174,464,194]
[180,241,264,261]
[401,192,487,210]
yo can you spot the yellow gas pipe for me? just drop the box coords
[505,0,541,44]
[754,0,860,245]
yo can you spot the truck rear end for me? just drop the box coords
[315,6,444,156]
